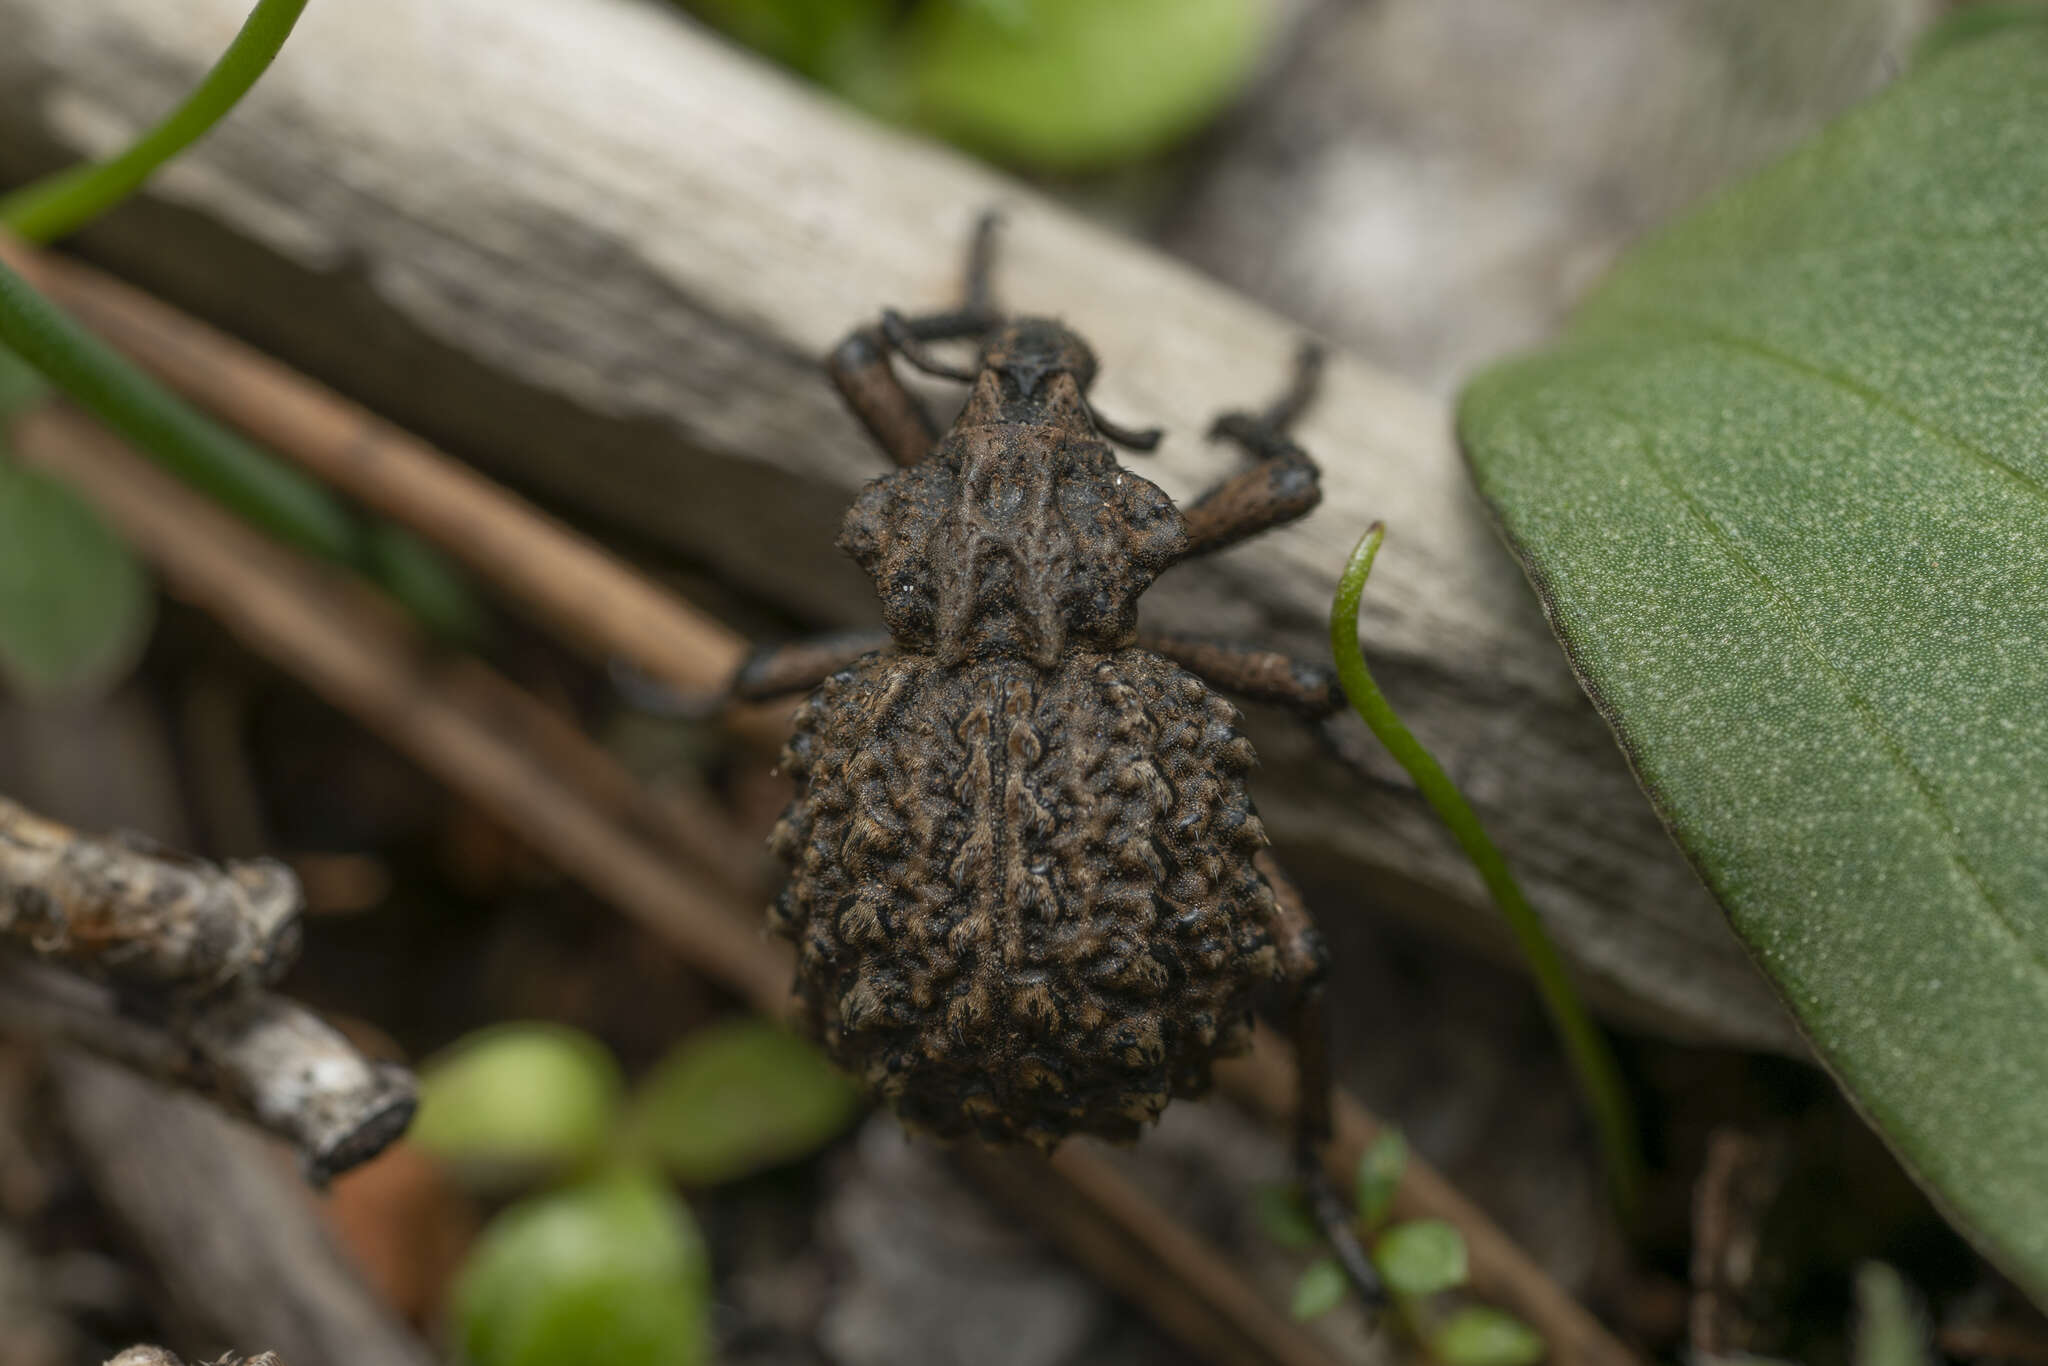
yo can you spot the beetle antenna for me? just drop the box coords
[1261,341,1325,433]
[964,209,1002,315]
[882,310,979,382]
[1088,402,1163,452]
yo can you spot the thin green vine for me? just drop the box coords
[0,254,478,635]
[0,253,354,556]
[0,0,312,244]
[1330,522,1644,1215]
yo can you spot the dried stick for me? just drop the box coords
[58,1053,434,1366]
[0,794,299,994]
[12,406,789,1013]
[1688,1129,1789,1361]
[0,958,414,1182]
[16,404,1637,1366]
[0,237,757,721]
[960,1143,1339,1366]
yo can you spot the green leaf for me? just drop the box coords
[1853,1262,1932,1366]
[1253,1184,1319,1251]
[901,0,1273,171]
[680,0,896,85]
[452,1170,711,1366]
[1430,1306,1546,1366]
[1354,1129,1407,1229]
[1288,1257,1346,1322]
[1914,2,2048,67]
[410,1023,625,1180]
[628,1017,860,1184]
[1457,19,2048,1300]
[0,461,150,699]
[0,347,49,421]
[1372,1220,1467,1298]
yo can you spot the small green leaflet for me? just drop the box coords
[1430,1306,1546,1366]
[1459,16,2048,1298]
[627,1017,860,1184]
[0,456,150,701]
[409,1022,626,1179]
[1371,1219,1467,1298]
[452,1170,711,1366]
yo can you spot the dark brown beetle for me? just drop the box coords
[733,216,1379,1303]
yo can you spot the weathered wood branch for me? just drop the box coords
[0,0,1793,1047]
[0,958,415,1183]
[0,794,298,994]
[57,1054,434,1366]
[0,791,412,1180]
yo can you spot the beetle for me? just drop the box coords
[732,215,1379,1304]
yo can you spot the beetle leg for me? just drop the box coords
[826,325,942,467]
[1177,343,1326,561]
[730,628,893,702]
[1138,634,1344,722]
[825,212,1004,468]
[1259,849,1386,1310]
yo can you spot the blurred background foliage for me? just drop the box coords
[676,0,1277,170]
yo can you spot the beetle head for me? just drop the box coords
[979,318,1099,400]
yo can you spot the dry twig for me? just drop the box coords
[0,959,413,1182]
[0,236,782,740]
[1688,1128,1790,1362]
[0,787,414,1180]
[0,795,298,994]
[15,400,1638,1366]
[60,1054,432,1366]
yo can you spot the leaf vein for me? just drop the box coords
[1591,400,2048,981]
[1595,312,2048,507]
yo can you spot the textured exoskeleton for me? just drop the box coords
[735,218,1378,1305]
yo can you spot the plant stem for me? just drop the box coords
[0,0,313,244]
[0,252,356,558]
[1330,523,1644,1216]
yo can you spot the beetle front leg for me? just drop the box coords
[824,212,1004,468]
[1176,344,1326,561]
[1260,849,1386,1310]
[1138,634,1344,723]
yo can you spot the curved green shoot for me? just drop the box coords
[0,0,312,244]
[1330,523,1643,1215]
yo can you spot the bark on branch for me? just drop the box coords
[60,1055,435,1366]
[0,795,298,994]
[0,794,413,1181]
[0,959,414,1182]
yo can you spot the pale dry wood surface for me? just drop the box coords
[0,0,1794,1047]
[56,1054,434,1366]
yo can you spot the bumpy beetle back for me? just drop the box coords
[770,649,1283,1146]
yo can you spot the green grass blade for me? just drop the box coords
[1331,523,1643,1214]
[0,256,356,557]
[0,0,312,244]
